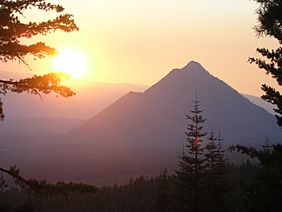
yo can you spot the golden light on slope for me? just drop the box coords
[52,48,88,79]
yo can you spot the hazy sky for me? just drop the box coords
[0,0,280,95]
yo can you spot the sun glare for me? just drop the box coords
[52,48,88,79]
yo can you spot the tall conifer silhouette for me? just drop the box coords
[176,93,207,212]
[205,128,218,170]
[204,130,228,212]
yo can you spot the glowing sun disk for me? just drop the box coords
[52,48,88,79]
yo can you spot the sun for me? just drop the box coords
[52,48,88,79]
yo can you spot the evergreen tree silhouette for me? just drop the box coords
[249,0,282,126]
[175,93,207,212]
[205,128,218,170]
[204,130,228,212]
[229,142,282,211]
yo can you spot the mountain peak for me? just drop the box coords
[169,60,210,77]
[182,60,206,73]
[182,60,204,69]
[146,61,211,94]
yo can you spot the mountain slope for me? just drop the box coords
[0,82,146,135]
[1,81,146,120]
[243,94,276,115]
[63,61,282,181]
[74,61,281,144]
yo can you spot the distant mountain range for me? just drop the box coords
[0,69,276,135]
[1,81,146,120]
[0,82,146,135]
[1,61,281,184]
[243,94,276,115]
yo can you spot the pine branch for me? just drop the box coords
[0,166,98,196]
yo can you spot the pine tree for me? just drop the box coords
[203,129,228,212]
[154,169,171,212]
[205,128,218,170]
[229,143,282,212]
[215,130,226,174]
[175,144,188,211]
[249,0,282,126]
[175,94,207,212]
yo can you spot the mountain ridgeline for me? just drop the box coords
[73,61,281,144]
[65,61,282,181]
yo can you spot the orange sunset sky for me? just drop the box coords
[0,0,279,96]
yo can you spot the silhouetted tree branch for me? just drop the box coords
[229,143,282,211]
[0,166,97,196]
[249,0,282,126]
[0,0,79,120]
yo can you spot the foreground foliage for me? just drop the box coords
[0,0,78,120]
[249,0,282,126]
[230,143,282,212]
